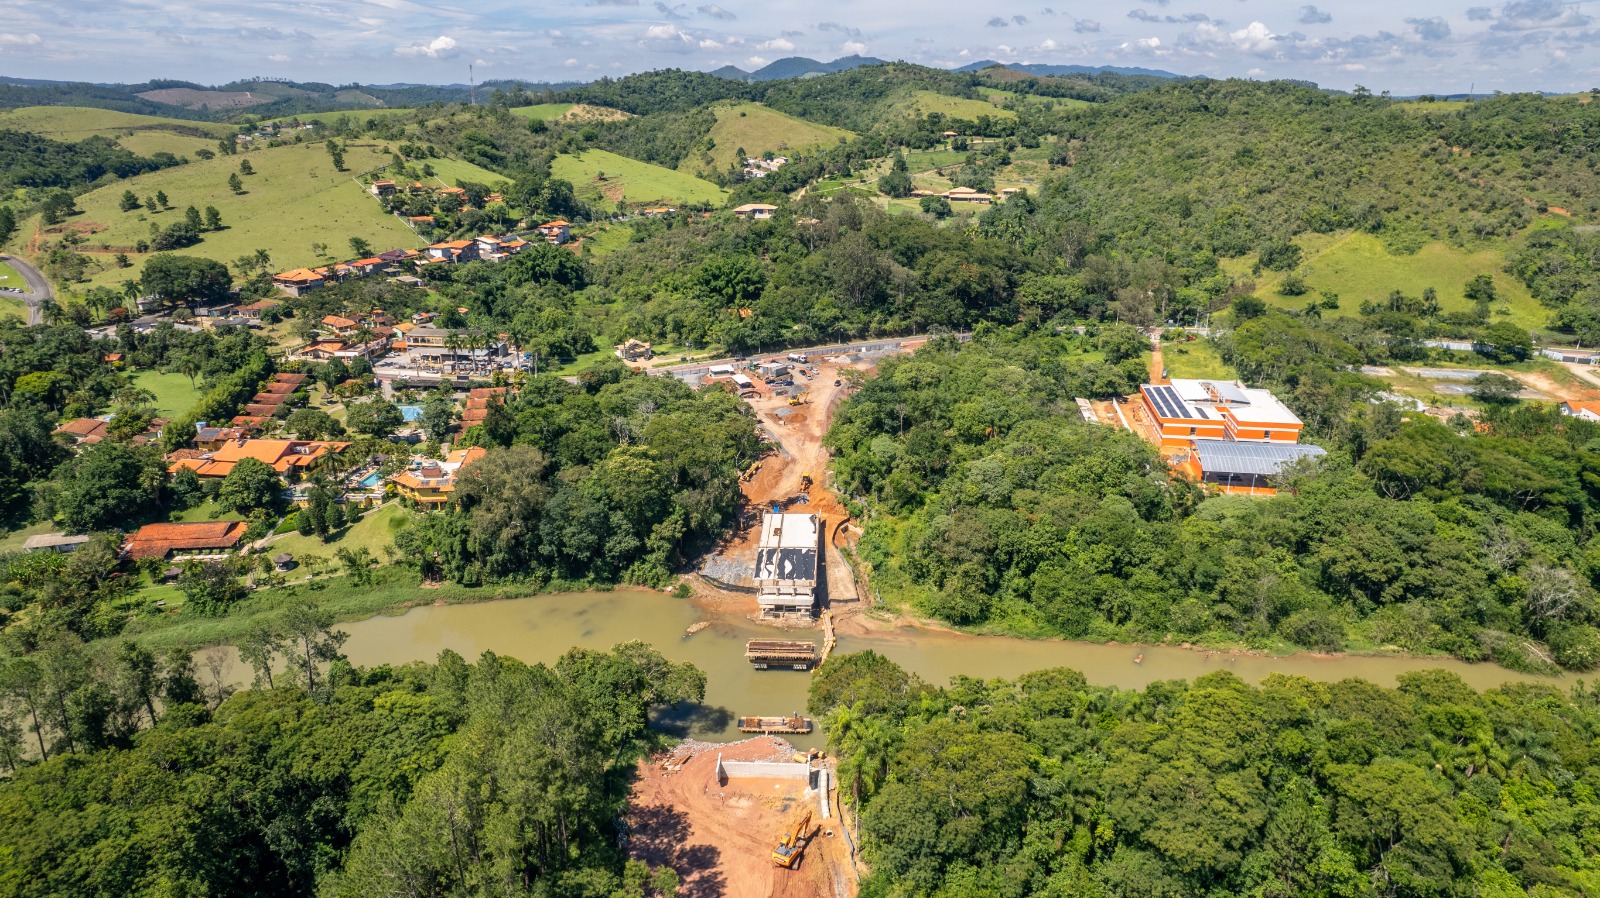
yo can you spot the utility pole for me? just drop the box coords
[470,64,476,107]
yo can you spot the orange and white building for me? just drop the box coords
[1137,379,1318,496]
[1139,379,1305,449]
[388,446,487,506]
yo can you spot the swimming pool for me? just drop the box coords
[357,471,383,488]
[399,405,423,422]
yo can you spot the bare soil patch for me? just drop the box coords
[628,737,856,898]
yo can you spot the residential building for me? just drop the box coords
[54,417,109,446]
[754,513,819,619]
[943,186,993,203]
[425,239,479,263]
[1561,400,1600,422]
[388,446,487,506]
[273,268,326,297]
[23,533,91,554]
[322,315,359,336]
[167,438,349,479]
[535,220,571,244]
[461,387,510,429]
[732,203,778,220]
[237,299,281,319]
[369,179,397,196]
[122,521,248,561]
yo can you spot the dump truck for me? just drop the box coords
[771,810,814,868]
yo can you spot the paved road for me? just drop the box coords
[0,254,52,325]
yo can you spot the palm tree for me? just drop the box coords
[37,299,63,326]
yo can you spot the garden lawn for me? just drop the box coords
[131,369,205,417]
[552,149,727,208]
[510,103,574,121]
[43,140,419,291]
[262,502,413,561]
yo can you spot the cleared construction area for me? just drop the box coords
[628,737,855,898]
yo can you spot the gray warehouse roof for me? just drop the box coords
[1193,441,1326,477]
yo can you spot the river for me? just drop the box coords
[220,590,1578,746]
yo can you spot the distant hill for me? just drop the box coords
[956,61,1184,79]
[715,56,890,83]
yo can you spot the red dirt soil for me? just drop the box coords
[628,737,857,898]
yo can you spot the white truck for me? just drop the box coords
[787,353,808,363]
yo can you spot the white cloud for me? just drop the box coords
[1040,37,1058,49]
[0,33,42,46]
[745,55,768,66]
[1247,66,1265,75]
[1136,36,1162,48]
[644,24,690,41]
[757,37,796,51]
[841,40,868,54]
[699,37,722,48]
[267,53,291,62]
[394,34,459,58]
[697,4,736,20]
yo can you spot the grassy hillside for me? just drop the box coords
[1236,232,1548,330]
[551,149,726,208]
[904,90,1017,121]
[0,106,231,141]
[686,102,852,175]
[424,157,510,185]
[511,103,573,121]
[38,140,418,289]
[261,108,418,127]
[112,130,220,158]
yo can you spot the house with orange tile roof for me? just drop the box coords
[322,315,359,335]
[167,438,350,480]
[369,179,397,197]
[425,239,479,263]
[273,268,325,297]
[122,521,249,561]
[1561,400,1600,422]
[388,446,487,506]
[54,417,109,445]
[238,299,281,319]
[461,387,511,428]
[536,220,571,244]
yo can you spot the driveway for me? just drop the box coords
[0,254,52,325]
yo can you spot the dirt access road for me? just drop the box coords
[682,341,927,623]
[628,738,856,898]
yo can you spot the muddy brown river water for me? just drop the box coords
[215,590,1578,746]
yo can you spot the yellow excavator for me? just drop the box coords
[799,472,813,492]
[771,810,814,868]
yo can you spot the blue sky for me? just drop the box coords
[2,0,1597,94]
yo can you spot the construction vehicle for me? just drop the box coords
[771,810,814,868]
[740,461,762,482]
[799,471,813,491]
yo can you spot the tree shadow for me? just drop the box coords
[629,803,728,898]
[651,702,734,738]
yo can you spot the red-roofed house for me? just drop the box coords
[273,268,325,297]
[123,521,248,560]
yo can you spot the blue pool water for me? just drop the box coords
[399,405,423,422]
[357,471,383,488]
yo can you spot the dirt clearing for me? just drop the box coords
[628,737,857,898]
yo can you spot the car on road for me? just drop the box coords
[833,379,842,386]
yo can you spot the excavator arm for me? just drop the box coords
[770,810,813,868]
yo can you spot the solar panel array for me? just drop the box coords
[1194,441,1326,477]
[1144,385,1203,421]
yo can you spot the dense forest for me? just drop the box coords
[0,130,183,191]
[811,650,1600,898]
[829,326,1600,672]
[0,642,704,898]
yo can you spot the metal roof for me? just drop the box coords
[1193,441,1326,477]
